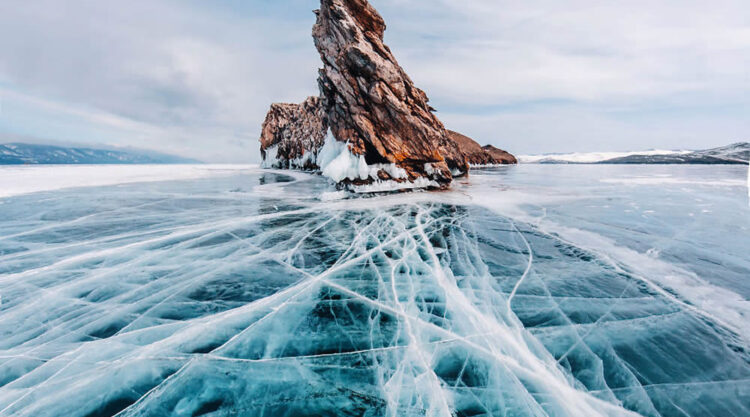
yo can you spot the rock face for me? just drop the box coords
[447,130,517,166]
[260,97,328,170]
[311,0,468,188]
[259,0,517,190]
[482,145,518,165]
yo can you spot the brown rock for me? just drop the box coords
[258,0,517,190]
[483,145,518,165]
[259,97,328,170]
[312,0,468,188]
[447,130,517,166]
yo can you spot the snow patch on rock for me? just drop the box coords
[261,145,279,168]
[424,163,436,175]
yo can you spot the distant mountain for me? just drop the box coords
[521,143,749,165]
[0,143,200,165]
[606,143,749,164]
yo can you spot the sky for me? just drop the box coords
[0,0,748,162]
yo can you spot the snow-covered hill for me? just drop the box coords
[521,143,749,164]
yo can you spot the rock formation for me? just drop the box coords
[447,130,517,166]
[482,145,518,165]
[259,97,328,170]
[259,0,516,190]
[311,0,468,189]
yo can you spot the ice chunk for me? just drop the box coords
[319,133,408,183]
[352,177,440,193]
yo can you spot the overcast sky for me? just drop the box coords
[0,0,748,162]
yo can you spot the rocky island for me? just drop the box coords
[260,0,516,191]
[448,131,518,166]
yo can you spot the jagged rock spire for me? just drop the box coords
[312,0,468,187]
[260,0,517,190]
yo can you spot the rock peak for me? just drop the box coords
[313,0,467,188]
[259,0,516,191]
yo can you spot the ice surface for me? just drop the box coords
[0,165,748,417]
[0,164,255,198]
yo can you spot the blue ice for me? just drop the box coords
[0,165,748,417]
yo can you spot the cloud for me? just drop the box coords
[373,0,750,152]
[380,0,749,103]
[440,103,750,155]
[0,0,747,160]
[0,0,321,162]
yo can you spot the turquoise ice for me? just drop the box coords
[0,165,747,417]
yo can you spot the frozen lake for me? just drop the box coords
[0,164,748,417]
